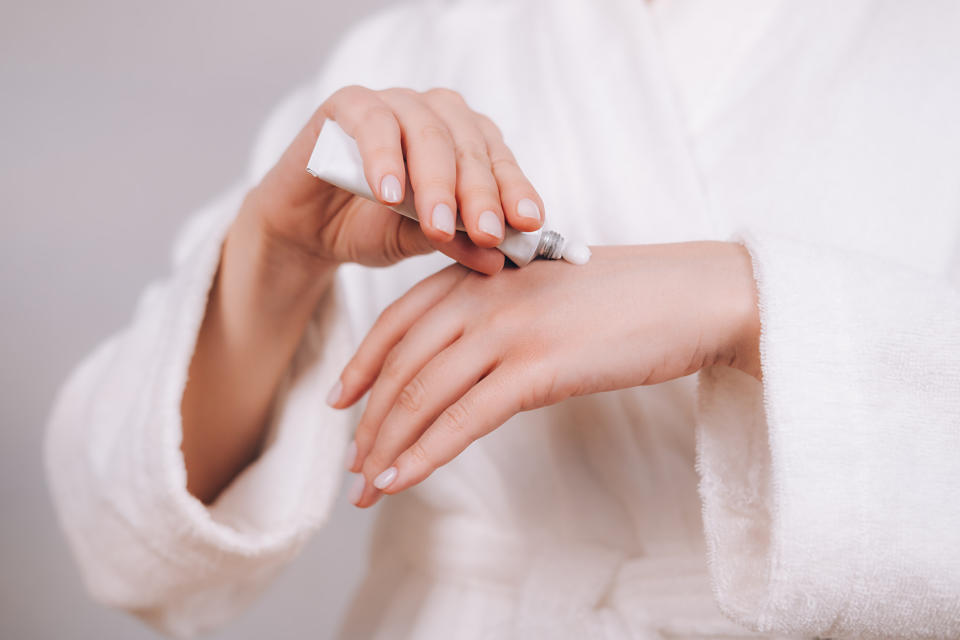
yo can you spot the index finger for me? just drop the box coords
[322,85,406,205]
[378,364,524,495]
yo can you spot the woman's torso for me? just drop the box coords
[262,1,960,636]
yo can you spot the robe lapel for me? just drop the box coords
[528,0,717,246]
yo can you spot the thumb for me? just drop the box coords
[394,217,435,259]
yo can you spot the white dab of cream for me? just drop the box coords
[561,240,592,265]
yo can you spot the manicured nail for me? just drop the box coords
[326,379,342,407]
[380,174,402,203]
[477,210,503,240]
[347,473,364,505]
[373,466,398,490]
[344,440,357,471]
[432,203,455,236]
[517,198,541,221]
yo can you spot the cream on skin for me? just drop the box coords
[307,120,590,267]
[561,241,592,265]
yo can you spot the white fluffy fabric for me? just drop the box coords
[46,1,960,637]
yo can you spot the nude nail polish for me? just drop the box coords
[477,210,503,240]
[432,203,455,235]
[348,474,365,505]
[380,174,402,203]
[373,466,398,490]
[516,198,541,221]
[326,380,342,407]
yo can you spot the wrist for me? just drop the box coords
[183,193,336,504]
[221,194,337,332]
[231,189,338,307]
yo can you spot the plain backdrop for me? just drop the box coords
[1,1,394,637]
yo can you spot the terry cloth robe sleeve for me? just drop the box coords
[695,230,960,639]
[41,9,426,636]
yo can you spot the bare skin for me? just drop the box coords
[179,86,761,507]
[338,242,762,508]
[180,86,547,504]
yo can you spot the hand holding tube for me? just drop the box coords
[307,119,589,267]
[243,85,548,275]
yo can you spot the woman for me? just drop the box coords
[46,1,960,638]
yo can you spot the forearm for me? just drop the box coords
[181,195,336,504]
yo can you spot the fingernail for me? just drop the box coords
[477,210,503,240]
[517,198,541,221]
[373,466,398,490]
[380,174,402,203]
[344,440,357,470]
[432,203,456,236]
[347,473,365,505]
[326,379,342,407]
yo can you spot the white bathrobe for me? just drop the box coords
[45,1,960,638]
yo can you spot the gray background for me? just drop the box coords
[1,1,392,637]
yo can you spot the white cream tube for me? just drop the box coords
[306,120,589,267]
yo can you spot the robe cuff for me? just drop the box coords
[695,229,960,637]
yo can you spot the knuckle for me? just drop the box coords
[410,175,454,197]
[396,376,427,413]
[524,368,560,410]
[475,114,504,139]
[425,87,465,105]
[483,307,515,334]
[438,402,471,438]
[455,143,490,167]
[368,143,397,157]
[504,354,557,409]
[418,123,454,146]
[361,451,389,477]
[414,175,455,192]
[406,441,432,467]
[311,102,329,126]
[353,421,375,451]
[361,103,394,126]
[384,86,417,98]
[490,155,520,175]
[369,144,402,172]
[459,184,498,202]
[380,348,404,380]
[460,271,492,299]
[333,84,367,102]
[329,85,352,99]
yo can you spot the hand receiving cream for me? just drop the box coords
[306,120,590,267]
